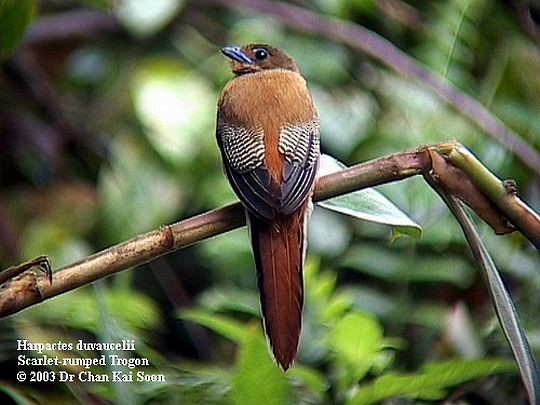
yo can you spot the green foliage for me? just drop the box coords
[350,358,516,404]
[232,329,292,405]
[418,0,486,89]
[176,261,518,403]
[0,0,36,59]
[328,312,392,382]
[97,134,183,243]
[1,0,538,402]
[21,288,162,339]
[179,310,248,345]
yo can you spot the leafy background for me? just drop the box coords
[0,0,539,403]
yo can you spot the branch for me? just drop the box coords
[0,149,424,317]
[1,143,539,317]
[202,0,540,175]
[437,143,540,248]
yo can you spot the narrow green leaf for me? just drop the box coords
[178,309,248,344]
[317,155,422,238]
[0,0,36,59]
[349,358,516,404]
[232,329,292,405]
[444,197,540,403]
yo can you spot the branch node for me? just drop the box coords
[0,255,52,286]
[423,146,514,235]
[160,225,175,250]
[503,179,518,195]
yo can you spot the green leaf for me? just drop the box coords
[0,0,36,59]
[232,329,292,405]
[317,155,422,238]
[322,291,353,324]
[309,269,337,304]
[328,312,388,380]
[178,309,248,344]
[348,358,516,404]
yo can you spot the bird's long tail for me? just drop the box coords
[248,200,308,370]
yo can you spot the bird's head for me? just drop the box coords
[221,44,298,75]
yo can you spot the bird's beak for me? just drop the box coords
[221,46,253,64]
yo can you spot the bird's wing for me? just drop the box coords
[217,118,319,219]
[217,120,279,219]
[278,121,320,215]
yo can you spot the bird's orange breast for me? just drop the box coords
[218,70,316,183]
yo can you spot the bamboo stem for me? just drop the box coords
[0,149,426,317]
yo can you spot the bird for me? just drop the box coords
[216,44,320,370]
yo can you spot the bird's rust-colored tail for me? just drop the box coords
[249,201,308,370]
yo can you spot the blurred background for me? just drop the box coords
[0,0,539,403]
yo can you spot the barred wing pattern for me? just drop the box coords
[279,120,320,215]
[219,123,265,173]
[217,118,320,220]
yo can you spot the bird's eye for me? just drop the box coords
[253,48,269,61]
